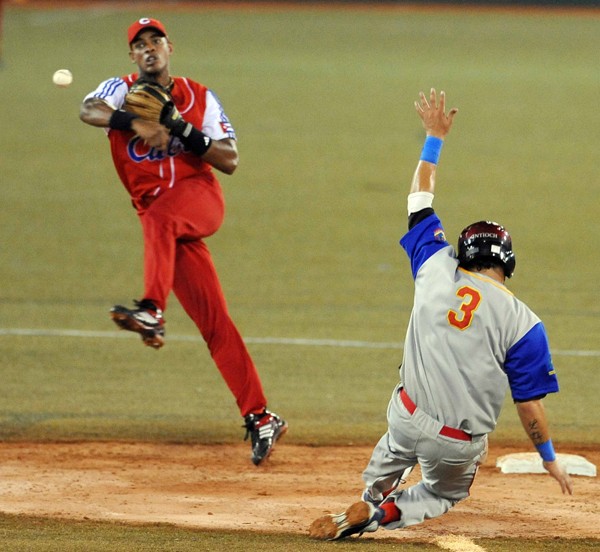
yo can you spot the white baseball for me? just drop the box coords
[53,69,73,88]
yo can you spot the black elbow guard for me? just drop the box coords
[408,208,435,230]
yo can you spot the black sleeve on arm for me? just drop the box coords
[109,109,139,131]
[178,125,213,157]
[408,208,435,230]
[513,394,547,403]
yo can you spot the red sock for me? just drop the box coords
[380,501,401,524]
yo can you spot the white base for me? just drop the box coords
[496,452,596,476]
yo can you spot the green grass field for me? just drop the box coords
[2,512,600,552]
[4,512,600,552]
[0,3,599,550]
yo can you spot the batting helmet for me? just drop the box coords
[457,221,516,278]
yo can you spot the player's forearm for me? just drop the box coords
[79,98,115,127]
[515,399,551,446]
[516,399,573,493]
[202,138,239,175]
[409,160,437,195]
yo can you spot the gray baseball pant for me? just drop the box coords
[362,384,488,530]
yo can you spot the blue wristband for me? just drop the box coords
[420,136,443,165]
[535,439,556,462]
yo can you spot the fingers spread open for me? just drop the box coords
[429,88,437,109]
[439,90,446,113]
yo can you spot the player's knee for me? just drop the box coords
[143,210,176,235]
[423,481,469,503]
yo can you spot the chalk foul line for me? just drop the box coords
[0,328,598,357]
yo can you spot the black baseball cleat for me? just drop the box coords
[309,501,384,541]
[110,299,165,349]
[243,409,288,466]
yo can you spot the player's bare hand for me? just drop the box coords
[544,460,574,495]
[414,88,458,139]
[131,118,170,150]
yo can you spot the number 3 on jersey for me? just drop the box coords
[448,286,482,330]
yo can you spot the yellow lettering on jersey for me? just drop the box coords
[448,286,482,331]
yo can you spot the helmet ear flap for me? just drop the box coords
[458,221,515,278]
[501,249,516,278]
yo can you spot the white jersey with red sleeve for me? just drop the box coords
[83,75,236,203]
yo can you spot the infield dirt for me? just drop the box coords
[0,442,597,541]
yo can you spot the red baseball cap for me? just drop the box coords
[127,18,168,45]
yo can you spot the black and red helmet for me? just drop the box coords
[457,221,516,278]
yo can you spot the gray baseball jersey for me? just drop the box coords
[399,213,559,436]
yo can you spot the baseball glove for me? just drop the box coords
[123,78,188,136]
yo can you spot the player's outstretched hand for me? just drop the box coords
[543,459,574,495]
[414,88,458,140]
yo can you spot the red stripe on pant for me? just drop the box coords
[138,178,267,417]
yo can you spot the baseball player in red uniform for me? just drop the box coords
[79,18,286,466]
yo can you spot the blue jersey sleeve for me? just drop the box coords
[400,213,451,279]
[504,322,559,401]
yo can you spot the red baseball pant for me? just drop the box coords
[138,178,267,417]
